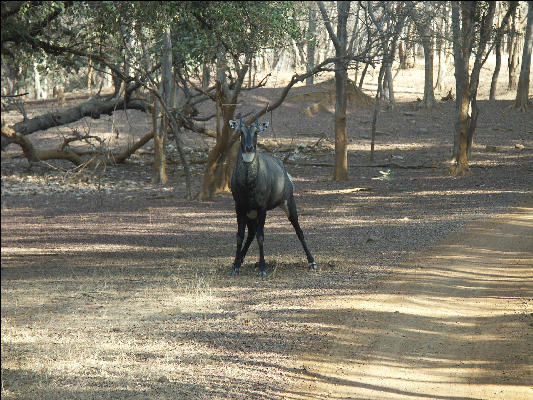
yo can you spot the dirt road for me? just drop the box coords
[291,201,533,400]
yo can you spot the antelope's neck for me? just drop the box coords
[236,150,259,186]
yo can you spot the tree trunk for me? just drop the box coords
[306,6,317,86]
[451,1,496,175]
[412,40,418,67]
[490,40,503,100]
[370,66,385,162]
[405,22,415,68]
[318,1,350,181]
[508,8,522,90]
[153,28,172,185]
[199,102,236,199]
[200,50,239,201]
[435,17,445,91]
[334,62,348,181]
[399,41,408,69]
[421,36,436,107]
[1,86,148,150]
[202,62,210,88]
[33,62,41,100]
[384,63,395,109]
[358,62,369,89]
[88,58,94,93]
[490,1,518,100]
[515,1,533,111]
[1,124,83,166]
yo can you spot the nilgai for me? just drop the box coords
[229,118,317,277]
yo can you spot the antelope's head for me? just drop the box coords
[229,118,269,163]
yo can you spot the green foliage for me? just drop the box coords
[2,1,302,93]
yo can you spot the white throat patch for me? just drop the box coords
[242,152,255,163]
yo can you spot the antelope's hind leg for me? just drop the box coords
[286,197,317,270]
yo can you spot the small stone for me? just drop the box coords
[366,235,378,243]
[486,145,507,153]
[236,312,260,324]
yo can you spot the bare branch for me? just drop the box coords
[317,1,341,52]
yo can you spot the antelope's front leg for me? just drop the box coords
[232,210,246,275]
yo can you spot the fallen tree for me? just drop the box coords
[1,86,149,151]
[1,124,83,166]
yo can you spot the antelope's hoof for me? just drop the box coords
[231,265,240,276]
[308,262,317,270]
[258,270,267,278]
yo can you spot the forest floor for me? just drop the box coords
[1,59,533,399]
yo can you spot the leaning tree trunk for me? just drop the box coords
[1,85,148,150]
[515,1,533,111]
[358,62,369,89]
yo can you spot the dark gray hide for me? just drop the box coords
[229,119,317,277]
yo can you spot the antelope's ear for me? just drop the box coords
[256,121,269,133]
[228,120,239,130]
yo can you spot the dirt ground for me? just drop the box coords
[289,200,533,400]
[2,57,533,399]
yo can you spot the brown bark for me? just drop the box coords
[399,41,408,69]
[358,62,369,89]
[370,65,385,162]
[1,124,83,166]
[319,0,350,181]
[508,7,522,90]
[152,92,166,184]
[152,28,172,185]
[87,58,94,93]
[199,47,241,201]
[202,62,210,88]
[306,5,317,86]
[451,1,495,176]
[490,2,518,100]
[334,72,348,181]
[421,37,436,108]
[114,130,154,164]
[490,40,503,100]
[0,88,148,150]
[409,2,436,108]
[197,48,366,199]
[515,1,533,111]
